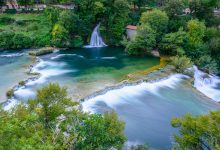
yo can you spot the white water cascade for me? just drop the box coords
[193,66,220,102]
[84,23,107,48]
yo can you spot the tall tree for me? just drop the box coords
[141,9,169,42]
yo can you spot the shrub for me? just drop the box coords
[26,23,39,31]
[125,24,156,56]
[170,55,193,73]
[12,34,32,49]
[15,20,26,26]
[6,89,14,98]
[34,34,51,47]
[0,17,15,25]
[159,28,187,56]
[195,55,218,74]
[4,9,17,14]
[18,81,26,86]
[70,35,83,47]
[0,31,15,49]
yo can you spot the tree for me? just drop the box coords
[51,24,68,47]
[170,55,192,73]
[71,112,126,149]
[159,28,187,55]
[171,110,220,149]
[29,83,76,128]
[195,55,218,74]
[0,84,126,149]
[124,24,156,56]
[187,19,206,45]
[141,9,169,42]
[164,0,185,17]
[189,0,219,24]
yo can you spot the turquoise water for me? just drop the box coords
[82,74,220,149]
[14,47,160,100]
[0,47,219,149]
[0,50,32,102]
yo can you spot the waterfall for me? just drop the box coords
[84,23,107,48]
[193,66,220,102]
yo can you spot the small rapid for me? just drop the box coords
[193,66,220,102]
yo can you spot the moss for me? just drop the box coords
[127,56,170,80]
[6,89,14,98]
[18,81,26,86]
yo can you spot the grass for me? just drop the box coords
[0,13,50,37]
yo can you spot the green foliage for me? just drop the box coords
[164,0,185,17]
[189,0,219,25]
[73,111,126,149]
[141,9,169,41]
[52,24,68,47]
[44,7,60,26]
[6,89,14,98]
[168,15,192,32]
[0,17,15,24]
[70,35,83,47]
[124,24,156,56]
[58,10,79,34]
[0,31,15,49]
[159,28,187,55]
[0,83,126,149]
[187,19,206,45]
[12,33,32,49]
[171,110,220,149]
[29,83,76,128]
[170,55,193,73]
[195,55,218,74]
[4,9,17,14]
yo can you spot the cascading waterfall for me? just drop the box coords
[84,23,107,48]
[193,66,220,102]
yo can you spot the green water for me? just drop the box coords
[22,47,160,100]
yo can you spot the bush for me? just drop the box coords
[159,28,187,56]
[0,17,15,25]
[70,35,83,47]
[195,55,218,74]
[0,31,15,49]
[170,55,193,73]
[18,81,26,86]
[15,20,26,26]
[33,34,51,47]
[125,24,156,56]
[12,34,32,49]
[6,89,14,98]
[4,9,17,14]
[26,23,39,31]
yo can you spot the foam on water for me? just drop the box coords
[14,88,36,100]
[27,59,75,86]
[193,66,220,102]
[82,74,187,113]
[0,53,24,57]
[51,54,85,60]
[3,98,18,111]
